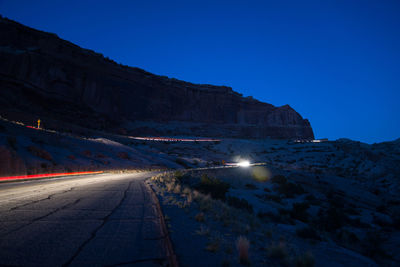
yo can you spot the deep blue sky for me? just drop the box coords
[1,0,399,143]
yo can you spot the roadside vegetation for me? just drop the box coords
[151,163,398,266]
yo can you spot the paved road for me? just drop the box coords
[0,172,172,267]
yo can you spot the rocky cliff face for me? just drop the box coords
[0,16,314,139]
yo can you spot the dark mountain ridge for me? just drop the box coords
[0,16,314,139]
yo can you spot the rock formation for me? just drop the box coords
[0,16,314,139]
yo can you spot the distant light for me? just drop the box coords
[238,160,250,167]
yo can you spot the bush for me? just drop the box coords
[335,229,359,245]
[296,226,320,240]
[290,202,310,222]
[258,211,291,224]
[305,194,317,202]
[67,155,76,160]
[271,175,287,184]
[226,196,253,213]
[262,194,282,203]
[315,206,348,232]
[175,157,189,168]
[117,151,130,159]
[267,242,288,260]
[295,251,315,267]
[236,236,250,265]
[361,231,388,259]
[27,146,53,161]
[82,150,92,157]
[195,212,205,222]
[174,170,184,180]
[195,174,230,200]
[206,239,220,253]
[7,136,17,150]
[245,183,258,190]
[392,212,400,229]
[277,182,305,198]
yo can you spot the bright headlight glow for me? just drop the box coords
[237,160,250,167]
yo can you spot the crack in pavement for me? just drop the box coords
[1,198,82,238]
[8,186,77,211]
[144,233,168,241]
[104,257,167,266]
[62,180,134,267]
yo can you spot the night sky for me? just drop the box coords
[1,0,399,143]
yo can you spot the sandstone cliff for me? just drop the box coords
[0,16,314,139]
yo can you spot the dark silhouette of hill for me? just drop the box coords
[0,15,314,139]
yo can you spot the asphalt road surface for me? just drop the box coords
[0,172,172,267]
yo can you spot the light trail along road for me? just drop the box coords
[0,172,175,267]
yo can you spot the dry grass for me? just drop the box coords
[173,183,181,194]
[82,150,92,157]
[186,192,193,204]
[27,146,53,161]
[67,154,76,160]
[267,241,288,260]
[198,194,213,211]
[206,237,220,253]
[166,182,175,192]
[117,151,130,159]
[236,236,250,265]
[182,187,191,195]
[195,212,205,222]
[196,225,210,236]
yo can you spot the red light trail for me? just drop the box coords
[0,171,103,182]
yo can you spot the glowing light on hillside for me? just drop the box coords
[238,160,250,167]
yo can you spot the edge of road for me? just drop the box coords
[145,179,179,267]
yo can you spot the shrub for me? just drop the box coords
[262,194,282,203]
[7,136,17,150]
[196,225,210,236]
[245,183,258,190]
[305,194,317,202]
[361,231,388,259]
[82,150,92,157]
[277,182,305,198]
[67,154,76,160]
[117,151,130,159]
[174,170,187,182]
[316,206,348,232]
[296,226,320,240]
[173,184,181,194]
[206,237,221,253]
[175,157,189,168]
[236,236,250,265]
[271,175,287,184]
[27,146,53,161]
[221,259,231,267]
[290,202,310,222]
[295,251,315,267]
[226,196,253,213]
[392,212,400,229]
[335,229,359,245]
[195,212,205,222]
[258,211,288,224]
[267,242,288,260]
[195,174,230,200]
[198,194,213,211]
